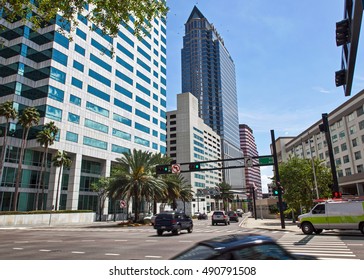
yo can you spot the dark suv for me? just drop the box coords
[154,211,193,236]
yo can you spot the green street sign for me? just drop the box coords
[258,156,274,166]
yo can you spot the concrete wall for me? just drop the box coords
[0,212,96,226]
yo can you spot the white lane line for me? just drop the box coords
[145,255,161,259]
[145,240,158,242]
[14,241,29,244]
[39,249,51,252]
[178,241,193,243]
[115,240,128,242]
[105,253,120,256]
[81,240,95,242]
[72,251,85,254]
[47,240,63,243]
[13,248,23,250]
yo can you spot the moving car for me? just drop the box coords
[236,209,244,217]
[227,211,239,222]
[172,234,316,260]
[211,210,230,225]
[298,200,364,235]
[154,211,193,236]
[197,213,208,220]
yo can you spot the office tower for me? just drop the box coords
[0,9,167,212]
[181,6,244,189]
[239,124,262,199]
[166,92,222,214]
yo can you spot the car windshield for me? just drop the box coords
[173,245,217,260]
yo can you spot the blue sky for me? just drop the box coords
[165,0,364,189]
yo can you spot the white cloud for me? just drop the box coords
[260,166,273,193]
[312,86,330,94]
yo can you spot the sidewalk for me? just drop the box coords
[242,216,301,232]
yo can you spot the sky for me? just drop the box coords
[165,0,364,191]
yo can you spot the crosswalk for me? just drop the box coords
[278,233,357,259]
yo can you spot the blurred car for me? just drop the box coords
[227,211,239,222]
[172,234,317,260]
[154,211,193,236]
[197,213,208,220]
[143,213,157,225]
[236,209,244,217]
[211,210,230,225]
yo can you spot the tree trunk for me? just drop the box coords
[0,120,9,187]
[12,129,29,211]
[55,164,63,210]
[133,185,139,223]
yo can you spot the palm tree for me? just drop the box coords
[216,182,234,211]
[91,177,110,221]
[0,100,17,186]
[35,121,59,210]
[12,107,40,211]
[108,149,166,223]
[52,150,72,211]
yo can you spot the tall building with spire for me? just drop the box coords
[181,6,244,190]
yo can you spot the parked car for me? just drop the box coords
[154,211,193,236]
[227,211,239,222]
[197,213,208,220]
[211,210,230,225]
[172,234,317,260]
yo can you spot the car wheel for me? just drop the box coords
[173,225,181,235]
[211,222,215,226]
[314,229,323,234]
[360,223,364,234]
[188,225,193,233]
[301,222,314,235]
[228,221,230,225]
[157,229,163,236]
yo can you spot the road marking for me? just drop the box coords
[14,241,29,244]
[13,248,23,250]
[72,251,85,254]
[47,240,63,243]
[81,240,95,242]
[105,253,120,256]
[115,240,128,242]
[145,255,161,259]
[39,249,51,252]
[178,240,193,243]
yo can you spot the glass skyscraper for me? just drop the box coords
[0,6,167,212]
[181,6,244,189]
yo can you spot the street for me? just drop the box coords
[0,219,363,260]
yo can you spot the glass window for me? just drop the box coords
[85,119,108,134]
[50,67,66,84]
[115,84,132,99]
[343,155,350,163]
[349,125,357,134]
[66,131,78,143]
[48,85,64,102]
[137,46,151,61]
[112,144,130,154]
[113,113,131,126]
[137,58,151,72]
[118,31,134,47]
[115,70,133,85]
[91,38,112,58]
[54,32,69,49]
[88,69,111,87]
[116,56,133,72]
[52,49,68,66]
[71,77,83,89]
[117,43,134,59]
[90,53,112,72]
[114,98,132,112]
[68,112,80,124]
[46,105,62,121]
[135,122,150,134]
[76,28,87,40]
[75,44,85,56]
[135,109,150,121]
[70,94,81,106]
[87,85,110,102]
[136,96,150,108]
[134,136,150,147]
[136,83,150,96]
[86,101,109,117]
[341,143,347,151]
[73,60,84,72]
[136,70,151,84]
[355,151,361,160]
[112,128,131,141]
[83,136,107,150]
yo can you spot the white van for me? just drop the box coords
[298,200,364,235]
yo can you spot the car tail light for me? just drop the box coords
[172,219,176,224]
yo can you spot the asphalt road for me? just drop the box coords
[0,219,363,260]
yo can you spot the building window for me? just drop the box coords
[347,112,355,122]
[70,94,81,106]
[343,155,350,163]
[85,119,109,134]
[355,151,362,160]
[333,146,340,154]
[352,138,358,147]
[345,168,352,176]
[86,101,109,117]
[349,125,357,135]
[68,112,80,124]
[66,131,78,143]
[357,164,364,173]
[337,169,344,177]
[341,143,347,151]
[83,136,107,150]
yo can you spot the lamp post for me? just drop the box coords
[308,133,319,199]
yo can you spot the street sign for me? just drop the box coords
[258,156,274,166]
[119,200,127,208]
[245,157,253,167]
[171,164,181,174]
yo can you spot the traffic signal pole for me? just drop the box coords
[271,130,285,229]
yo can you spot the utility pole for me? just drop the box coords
[271,130,285,229]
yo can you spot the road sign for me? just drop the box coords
[171,164,181,174]
[245,157,253,167]
[258,156,274,166]
[119,200,127,208]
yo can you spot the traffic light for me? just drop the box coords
[156,165,171,174]
[335,69,347,87]
[189,163,201,171]
[272,187,279,196]
[335,19,350,46]
[332,191,342,199]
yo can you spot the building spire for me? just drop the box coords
[187,5,205,22]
